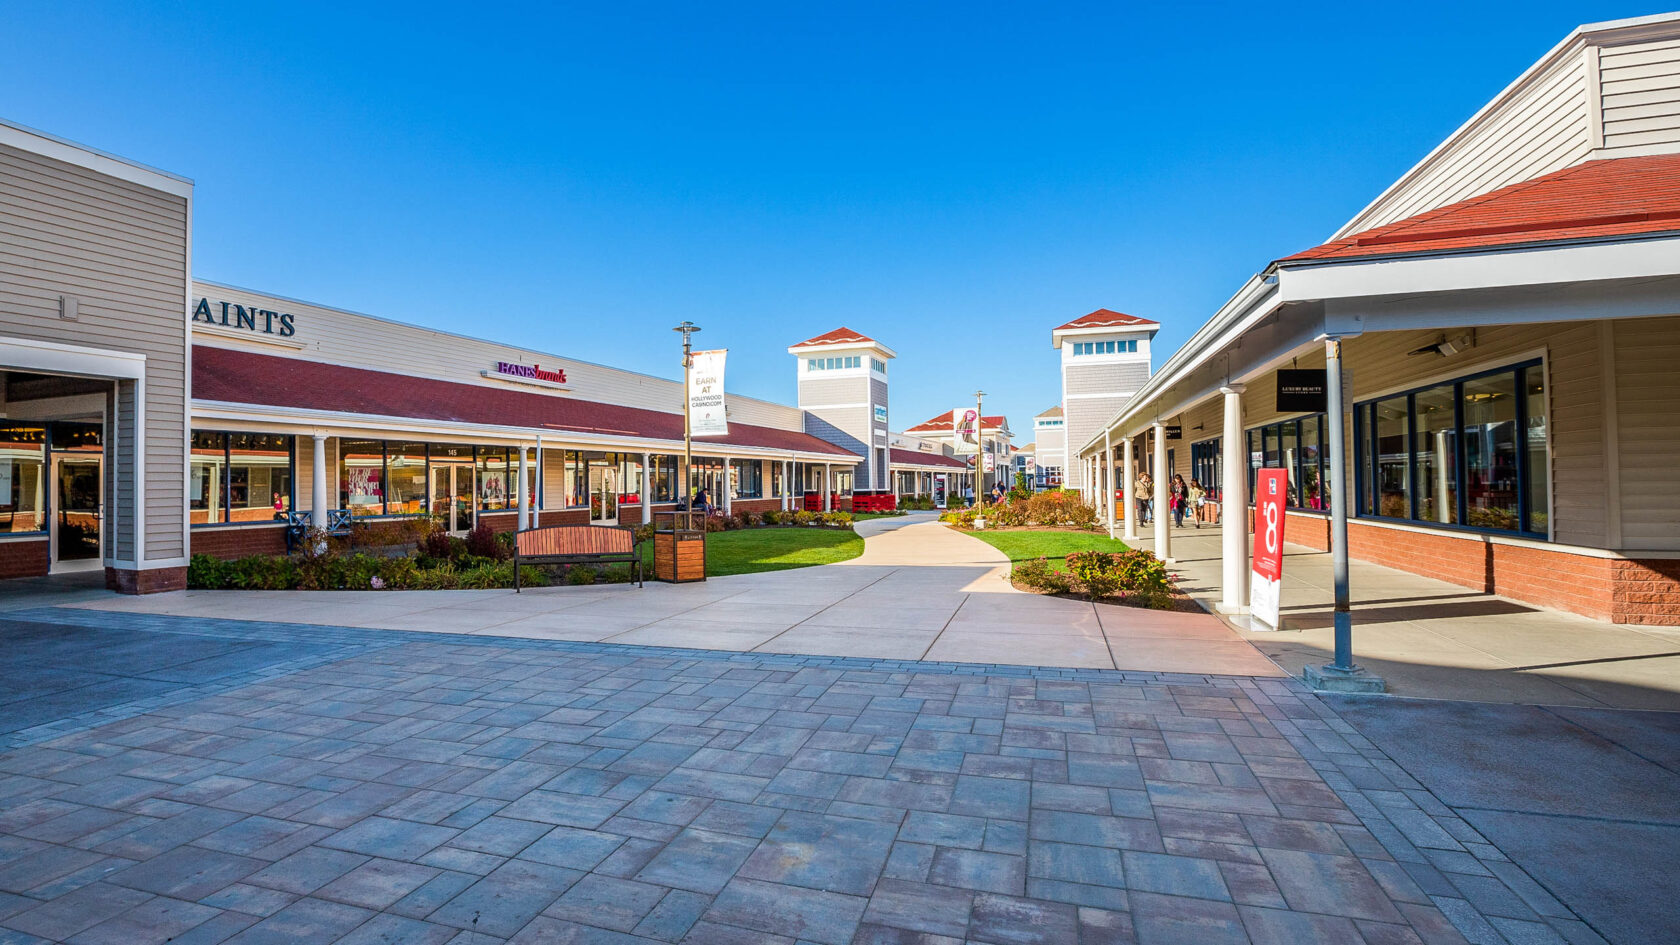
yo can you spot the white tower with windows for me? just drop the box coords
[789,328,896,490]
[1053,309,1158,494]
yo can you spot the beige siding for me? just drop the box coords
[0,141,189,564]
[1339,51,1592,235]
[193,282,806,433]
[1613,316,1680,549]
[1600,37,1680,153]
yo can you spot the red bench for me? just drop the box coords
[513,524,644,591]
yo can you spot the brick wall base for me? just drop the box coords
[190,526,288,561]
[106,566,187,594]
[0,538,49,580]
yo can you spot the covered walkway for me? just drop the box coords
[1130,526,1680,710]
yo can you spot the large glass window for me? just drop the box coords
[340,439,387,516]
[1247,416,1328,512]
[731,459,763,499]
[385,442,429,516]
[1190,439,1221,501]
[1,423,47,533]
[1355,361,1547,537]
[192,431,295,524]
[649,455,678,503]
[477,447,511,511]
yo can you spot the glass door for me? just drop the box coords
[431,462,473,534]
[51,432,103,571]
[589,461,618,525]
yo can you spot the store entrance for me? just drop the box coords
[50,422,104,571]
[589,461,618,525]
[430,461,473,534]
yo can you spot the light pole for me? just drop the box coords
[674,321,701,531]
[974,390,985,506]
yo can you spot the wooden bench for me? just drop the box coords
[514,524,644,591]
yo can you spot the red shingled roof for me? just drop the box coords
[1053,309,1158,331]
[903,409,1008,435]
[792,327,875,347]
[888,448,970,469]
[192,346,858,458]
[1283,153,1680,263]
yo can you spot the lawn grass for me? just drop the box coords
[641,526,865,576]
[852,511,909,520]
[962,528,1130,571]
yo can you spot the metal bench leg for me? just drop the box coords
[514,553,521,593]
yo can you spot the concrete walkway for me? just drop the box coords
[1128,526,1680,710]
[66,516,1281,677]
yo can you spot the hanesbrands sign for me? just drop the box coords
[495,361,567,384]
[192,298,296,337]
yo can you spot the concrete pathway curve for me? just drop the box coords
[68,515,1281,675]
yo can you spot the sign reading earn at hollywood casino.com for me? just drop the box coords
[1249,468,1289,630]
[689,349,728,437]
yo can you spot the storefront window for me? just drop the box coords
[1413,385,1457,525]
[385,442,428,516]
[1190,439,1221,501]
[229,433,293,521]
[1355,360,1546,536]
[191,431,228,524]
[0,423,47,533]
[622,455,643,506]
[340,439,387,516]
[477,447,510,511]
[771,460,785,498]
[1247,416,1327,512]
[649,454,677,503]
[731,459,762,499]
[192,431,295,524]
[835,469,854,494]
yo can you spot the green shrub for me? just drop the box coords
[1063,549,1174,605]
[823,511,854,528]
[760,509,780,526]
[187,553,229,589]
[633,523,656,543]
[566,565,598,585]
[792,510,816,526]
[1012,556,1074,594]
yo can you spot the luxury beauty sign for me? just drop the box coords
[689,349,728,437]
[1249,468,1289,629]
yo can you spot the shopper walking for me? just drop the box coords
[1188,479,1205,528]
[1171,474,1188,528]
[1135,472,1152,524]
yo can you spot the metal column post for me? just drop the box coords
[1220,385,1249,613]
[641,452,652,524]
[1305,339,1385,692]
[517,446,530,531]
[722,458,733,515]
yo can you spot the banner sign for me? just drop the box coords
[982,452,996,472]
[1249,468,1289,629]
[952,408,980,454]
[689,349,728,437]
[1276,369,1328,413]
[933,475,948,509]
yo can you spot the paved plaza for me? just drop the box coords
[1,520,1677,943]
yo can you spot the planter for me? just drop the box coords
[654,529,706,582]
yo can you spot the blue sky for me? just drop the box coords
[2,2,1660,441]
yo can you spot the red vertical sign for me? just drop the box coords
[1249,469,1288,628]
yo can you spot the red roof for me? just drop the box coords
[888,448,969,469]
[792,327,876,348]
[1054,309,1158,332]
[192,346,858,458]
[1283,153,1680,263]
[903,409,1008,435]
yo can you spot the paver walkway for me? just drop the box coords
[0,607,1611,944]
[67,516,1280,677]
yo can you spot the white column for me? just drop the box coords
[1221,385,1248,612]
[517,446,531,530]
[641,451,652,524]
[534,436,544,525]
[311,432,328,528]
[1122,435,1138,541]
[1153,422,1172,562]
[722,458,733,514]
[782,460,791,511]
[823,465,832,511]
[1104,430,1116,540]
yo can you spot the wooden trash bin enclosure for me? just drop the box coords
[653,512,706,583]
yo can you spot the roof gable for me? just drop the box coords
[1053,309,1158,332]
[792,326,875,348]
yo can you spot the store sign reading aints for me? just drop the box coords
[193,298,296,337]
[495,361,567,384]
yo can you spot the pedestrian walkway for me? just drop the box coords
[1128,526,1680,710]
[66,516,1281,677]
[0,608,1622,945]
